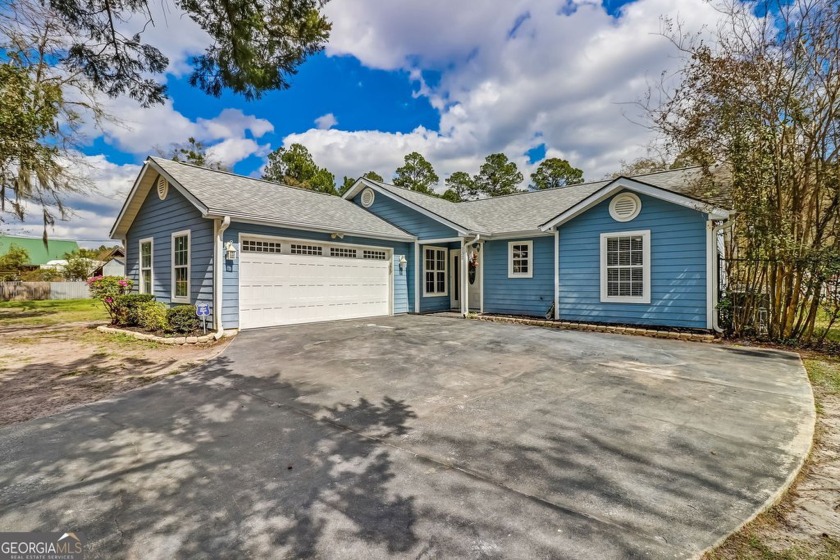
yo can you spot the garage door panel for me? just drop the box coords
[239,242,390,329]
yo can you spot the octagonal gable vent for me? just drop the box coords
[609,192,641,222]
[156,176,169,200]
[360,187,375,208]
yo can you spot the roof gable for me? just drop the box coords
[539,177,730,231]
[111,158,415,242]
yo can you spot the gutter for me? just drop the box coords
[214,216,231,339]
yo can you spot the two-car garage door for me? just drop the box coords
[239,237,392,329]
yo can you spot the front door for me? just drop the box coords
[451,248,482,311]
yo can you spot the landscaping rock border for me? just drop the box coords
[470,314,717,343]
[97,325,236,344]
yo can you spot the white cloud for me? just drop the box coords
[298,0,727,184]
[86,99,273,165]
[314,113,338,130]
[116,0,212,76]
[206,138,270,168]
[2,155,140,245]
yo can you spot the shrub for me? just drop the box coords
[113,294,155,326]
[167,305,200,333]
[136,301,169,332]
[87,276,132,323]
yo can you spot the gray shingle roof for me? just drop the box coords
[150,157,414,240]
[363,164,731,234]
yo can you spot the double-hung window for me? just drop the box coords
[508,241,533,278]
[600,230,650,303]
[171,230,191,303]
[423,246,448,296]
[139,238,153,294]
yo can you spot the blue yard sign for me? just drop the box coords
[195,303,211,335]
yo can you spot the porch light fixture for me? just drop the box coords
[399,255,407,270]
[331,232,344,240]
[224,241,237,261]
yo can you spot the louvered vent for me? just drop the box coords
[361,188,375,207]
[157,176,169,200]
[609,192,641,222]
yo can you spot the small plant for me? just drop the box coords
[167,305,200,333]
[113,294,155,326]
[136,301,169,332]
[87,276,132,323]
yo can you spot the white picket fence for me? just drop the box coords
[0,281,91,301]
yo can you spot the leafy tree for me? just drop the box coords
[362,171,383,182]
[339,171,383,195]
[164,137,228,170]
[474,153,523,197]
[63,248,100,281]
[262,143,336,195]
[0,245,30,281]
[0,0,99,234]
[605,155,695,179]
[442,171,478,202]
[650,0,840,342]
[393,152,439,195]
[530,158,584,190]
[41,0,330,106]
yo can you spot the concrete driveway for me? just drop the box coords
[0,316,814,559]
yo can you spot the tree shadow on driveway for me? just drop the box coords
[0,355,420,558]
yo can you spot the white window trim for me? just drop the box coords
[171,229,191,304]
[423,245,448,297]
[138,237,154,294]
[600,230,651,304]
[508,240,534,279]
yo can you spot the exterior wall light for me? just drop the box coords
[399,255,407,270]
[224,241,237,261]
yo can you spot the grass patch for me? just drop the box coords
[79,330,163,350]
[704,354,840,559]
[0,299,108,327]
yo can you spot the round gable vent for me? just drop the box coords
[360,187,375,208]
[156,176,169,200]
[609,192,641,222]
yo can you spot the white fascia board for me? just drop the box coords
[109,163,151,239]
[147,160,210,216]
[345,179,472,235]
[209,214,417,243]
[539,178,731,231]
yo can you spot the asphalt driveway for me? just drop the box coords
[0,316,814,559]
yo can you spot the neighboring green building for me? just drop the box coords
[0,235,80,266]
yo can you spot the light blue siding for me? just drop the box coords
[354,191,458,239]
[483,237,555,317]
[558,192,708,328]
[125,180,214,311]
[222,223,412,328]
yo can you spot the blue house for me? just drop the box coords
[110,157,731,335]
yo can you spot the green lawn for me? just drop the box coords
[0,299,109,327]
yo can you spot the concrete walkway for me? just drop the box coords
[0,316,814,559]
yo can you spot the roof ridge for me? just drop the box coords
[366,178,460,204]
[459,180,607,204]
[148,156,343,199]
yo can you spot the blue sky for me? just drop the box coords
[7,0,730,244]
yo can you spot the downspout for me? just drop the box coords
[463,234,481,316]
[214,216,231,339]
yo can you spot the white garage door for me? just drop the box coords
[239,238,391,329]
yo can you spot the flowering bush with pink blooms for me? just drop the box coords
[87,276,133,323]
